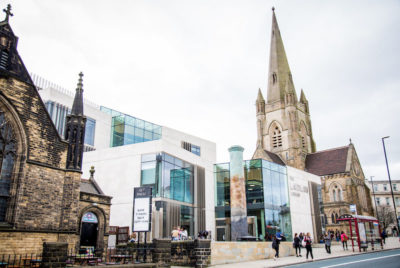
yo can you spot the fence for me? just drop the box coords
[0,253,42,268]
[0,239,211,267]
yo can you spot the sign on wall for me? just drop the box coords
[133,187,152,232]
[350,204,357,214]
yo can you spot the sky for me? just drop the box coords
[5,0,400,181]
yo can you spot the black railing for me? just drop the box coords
[66,244,154,266]
[0,253,42,268]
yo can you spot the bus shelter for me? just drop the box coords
[337,214,383,252]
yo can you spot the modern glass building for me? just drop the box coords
[215,159,292,241]
[140,152,204,239]
[44,100,96,148]
[100,106,162,147]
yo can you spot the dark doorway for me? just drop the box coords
[80,222,98,247]
[80,212,99,248]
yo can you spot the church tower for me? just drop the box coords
[65,72,86,171]
[253,8,316,170]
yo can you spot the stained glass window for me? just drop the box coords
[0,111,16,222]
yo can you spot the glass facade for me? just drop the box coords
[214,159,292,241]
[45,101,96,146]
[141,152,193,204]
[101,106,162,147]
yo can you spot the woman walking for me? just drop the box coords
[272,235,280,260]
[304,232,313,260]
[341,231,348,250]
[324,232,331,254]
[293,233,302,257]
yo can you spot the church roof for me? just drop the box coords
[252,147,286,166]
[305,146,350,176]
[80,177,108,196]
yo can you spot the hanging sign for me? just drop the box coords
[133,187,152,232]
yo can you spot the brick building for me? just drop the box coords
[0,5,111,254]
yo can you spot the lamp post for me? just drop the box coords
[382,136,399,232]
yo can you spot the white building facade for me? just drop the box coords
[36,76,216,241]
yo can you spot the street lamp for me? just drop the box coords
[382,136,399,233]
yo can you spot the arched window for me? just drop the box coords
[338,189,342,201]
[331,213,335,224]
[335,213,339,224]
[332,189,336,202]
[0,111,16,222]
[272,125,282,148]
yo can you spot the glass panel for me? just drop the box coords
[164,153,174,164]
[135,119,145,129]
[141,161,156,185]
[214,163,230,173]
[134,128,144,143]
[124,125,135,145]
[82,212,98,223]
[0,197,7,222]
[143,131,153,142]
[181,205,194,237]
[145,121,153,131]
[84,117,96,146]
[174,158,183,168]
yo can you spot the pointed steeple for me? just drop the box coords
[266,7,296,104]
[65,72,87,171]
[299,88,307,103]
[256,88,265,102]
[71,72,84,116]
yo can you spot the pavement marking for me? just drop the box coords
[320,253,400,268]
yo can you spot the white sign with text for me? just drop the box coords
[133,197,150,232]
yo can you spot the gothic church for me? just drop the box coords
[254,8,374,232]
[0,5,111,254]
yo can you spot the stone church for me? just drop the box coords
[0,5,111,254]
[253,8,374,233]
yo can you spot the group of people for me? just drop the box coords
[171,226,188,241]
[323,231,349,254]
[273,230,350,262]
[292,232,313,260]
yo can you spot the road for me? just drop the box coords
[287,248,400,268]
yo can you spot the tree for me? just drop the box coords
[377,206,396,230]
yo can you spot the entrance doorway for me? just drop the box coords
[80,212,98,248]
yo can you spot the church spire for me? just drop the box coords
[266,7,296,104]
[71,72,84,116]
[65,72,87,171]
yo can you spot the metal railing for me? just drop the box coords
[0,253,42,268]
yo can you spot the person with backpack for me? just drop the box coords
[304,232,313,260]
[293,233,302,257]
[272,235,280,260]
[341,231,348,250]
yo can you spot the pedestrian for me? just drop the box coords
[272,235,280,260]
[293,233,302,257]
[340,231,348,250]
[171,226,179,241]
[324,232,331,254]
[382,230,387,244]
[335,230,340,242]
[304,232,313,261]
[299,232,304,245]
[181,226,188,240]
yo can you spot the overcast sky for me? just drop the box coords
[7,0,400,180]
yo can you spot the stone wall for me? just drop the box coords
[211,241,295,265]
[0,232,78,254]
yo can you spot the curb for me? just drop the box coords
[271,247,400,268]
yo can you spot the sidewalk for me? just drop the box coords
[211,237,400,267]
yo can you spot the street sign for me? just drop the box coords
[133,187,152,232]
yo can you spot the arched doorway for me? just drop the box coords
[80,212,98,248]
